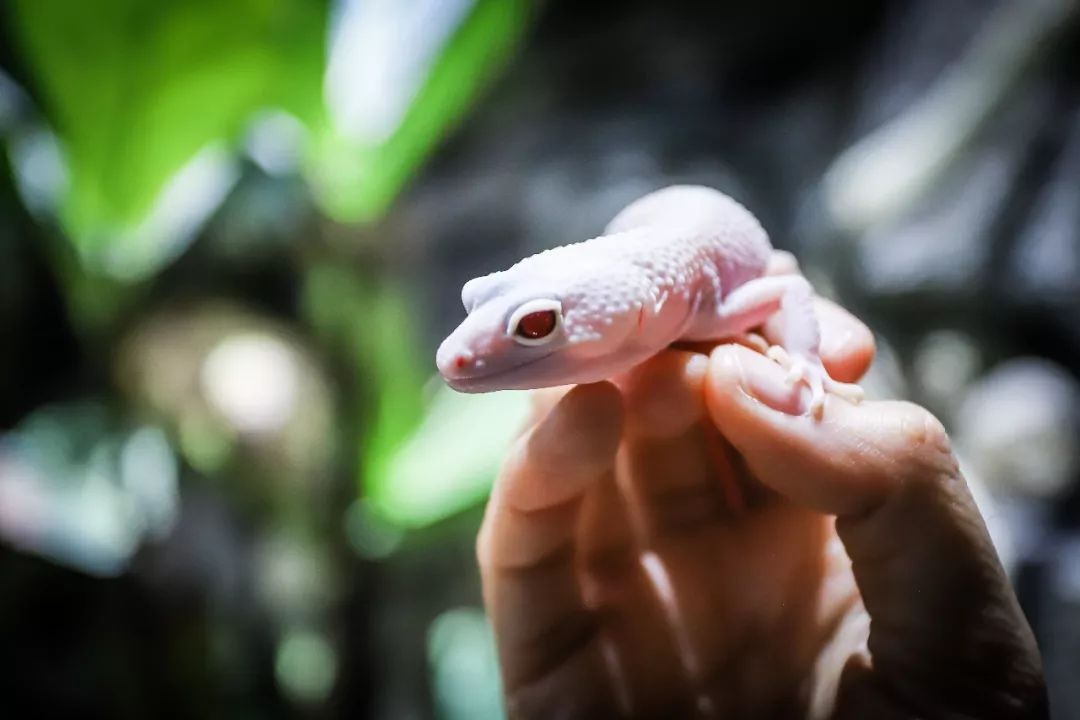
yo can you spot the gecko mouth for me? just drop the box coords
[441,353,556,393]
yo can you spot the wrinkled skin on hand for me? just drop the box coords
[477,295,1046,719]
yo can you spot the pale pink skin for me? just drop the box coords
[436,185,862,413]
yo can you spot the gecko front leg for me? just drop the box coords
[763,278,863,414]
[696,274,864,416]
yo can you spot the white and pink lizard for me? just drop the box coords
[436,185,863,414]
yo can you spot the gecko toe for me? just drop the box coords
[825,378,864,404]
[772,350,863,416]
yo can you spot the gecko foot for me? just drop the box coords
[766,346,864,416]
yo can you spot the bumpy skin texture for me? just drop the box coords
[437,185,862,412]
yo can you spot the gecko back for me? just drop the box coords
[605,185,773,292]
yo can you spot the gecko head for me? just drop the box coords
[436,267,643,392]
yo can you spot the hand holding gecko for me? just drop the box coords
[477,315,1046,719]
[443,187,1044,717]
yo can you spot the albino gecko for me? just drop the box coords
[436,185,863,414]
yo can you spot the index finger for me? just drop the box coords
[478,383,623,693]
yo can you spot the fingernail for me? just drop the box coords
[721,347,808,415]
[821,327,855,360]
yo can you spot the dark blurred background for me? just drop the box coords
[1,0,1079,717]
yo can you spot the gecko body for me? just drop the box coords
[436,185,862,413]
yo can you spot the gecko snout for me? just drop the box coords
[436,340,479,380]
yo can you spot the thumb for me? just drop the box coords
[704,344,1046,717]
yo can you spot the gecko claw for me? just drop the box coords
[766,345,792,368]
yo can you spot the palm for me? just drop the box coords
[558,413,862,718]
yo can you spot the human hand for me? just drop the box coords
[476,299,1046,719]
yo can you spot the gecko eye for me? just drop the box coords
[507,300,562,346]
[517,311,556,338]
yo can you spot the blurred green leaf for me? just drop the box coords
[371,385,529,529]
[9,0,327,271]
[303,262,527,529]
[354,285,431,493]
[303,261,428,455]
[302,264,425,505]
[310,0,531,223]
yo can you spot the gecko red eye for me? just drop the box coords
[508,300,563,346]
[515,310,557,340]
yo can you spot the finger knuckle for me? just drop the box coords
[892,402,960,482]
[476,517,496,567]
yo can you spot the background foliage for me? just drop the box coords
[1,0,1079,718]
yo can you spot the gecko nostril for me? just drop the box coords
[454,355,469,371]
